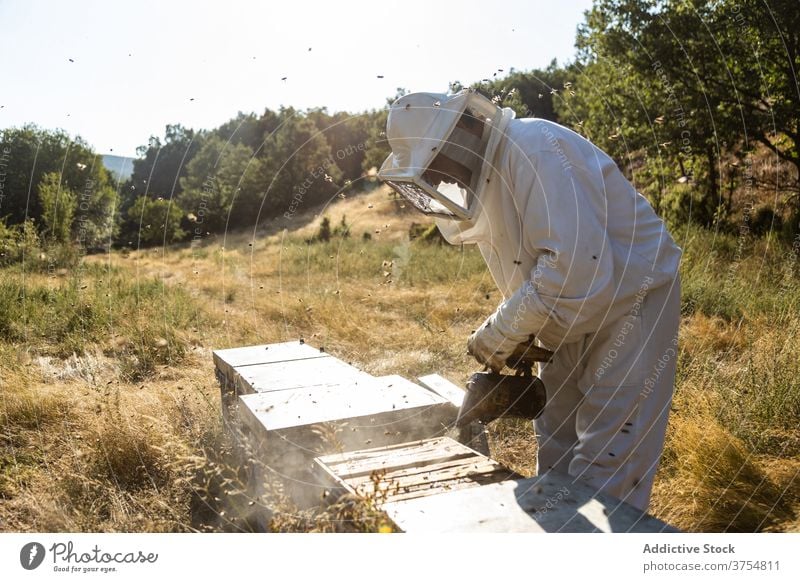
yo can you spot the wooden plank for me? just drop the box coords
[381,472,679,533]
[320,438,450,469]
[239,377,448,431]
[347,456,502,488]
[224,347,458,509]
[315,437,517,505]
[233,357,370,395]
[320,437,474,478]
[350,459,515,503]
[222,342,675,533]
[417,374,465,407]
[213,341,327,379]
[355,470,517,504]
[340,451,477,481]
[314,437,677,532]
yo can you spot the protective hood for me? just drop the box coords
[378,89,513,220]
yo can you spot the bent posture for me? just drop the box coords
[379,89,681,511]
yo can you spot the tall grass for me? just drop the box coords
[0,262,224,531]
[0,262,204,377]
[0,367,225,531]
[652,393,795,532]
[650,225,800,531]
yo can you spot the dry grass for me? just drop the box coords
[486,419,539,477]
[651,390,797,532]
[1,184,798,532]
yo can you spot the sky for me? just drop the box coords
[0,0,594,157]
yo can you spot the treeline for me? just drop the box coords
[0,127,118,267]
[117,106,390,246]
[1,0,797,263]
[0,104,392,261]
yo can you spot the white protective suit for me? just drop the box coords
[441,111,681,511]
[381,91,682,511]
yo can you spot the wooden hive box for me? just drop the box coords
[315,437,679,533]
[213,341,457,508]
[214,341,341,411]
[314,437,517,504]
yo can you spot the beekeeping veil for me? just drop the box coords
[378,89,508,220]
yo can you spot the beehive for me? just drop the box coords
[213,341,456,507]
[215,340,679,532]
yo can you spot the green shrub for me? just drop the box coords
[680,276,742,321]
[0,266,202,364]
[332,215,351,238]
[38,172,77,244]
[0,218,78,271]
[0,218,40,266]
[661,182,719,230]
[311,215,352,243]
[419,224,445,244]
[315,216,331,242]
[408,222,445,244]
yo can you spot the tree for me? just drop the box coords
[213,111,281,152]
[570,0,800,222]
[37,172,76,243]
[75,183,118,250]
[244,108,341,221]
[213,112,263,151]
[478,62,570,122]
[713,0,800,209]
[0,125,113,228]
[122,124,202,216]
[360,108,390,175]
[571,1,725,207]
[126,196,186,246]
[308,109,371,184]
[179,136,258,233]
[360,89,408,176]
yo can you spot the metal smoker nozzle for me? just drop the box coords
[455,370,547,427]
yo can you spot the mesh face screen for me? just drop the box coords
[385,180,456,217]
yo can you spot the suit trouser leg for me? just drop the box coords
[570,277,681,511]
[534,276,680,512]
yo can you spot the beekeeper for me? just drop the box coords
[378,89,682,511]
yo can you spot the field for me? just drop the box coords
[1,185,798,532]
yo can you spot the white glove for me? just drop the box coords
[467,312,521,373]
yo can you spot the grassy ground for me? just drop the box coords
[1,185,798,532]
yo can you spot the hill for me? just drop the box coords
[101,154,134,181]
